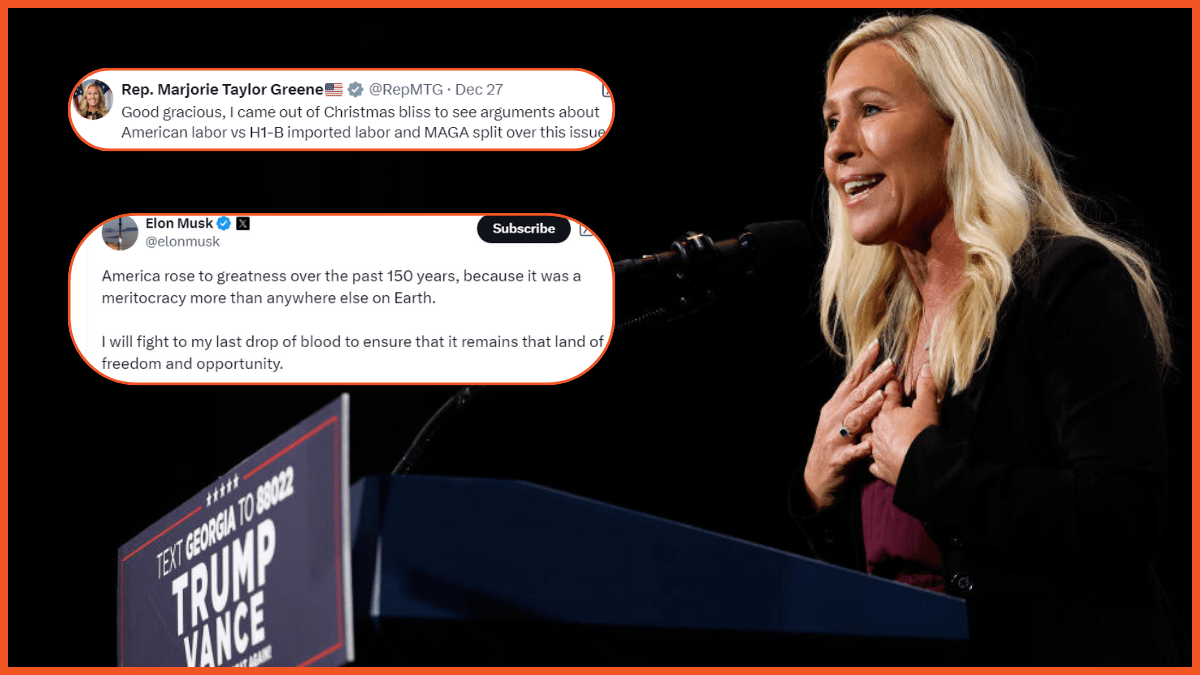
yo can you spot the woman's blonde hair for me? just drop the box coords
[820,14,1170,393]
[77,82,108,118]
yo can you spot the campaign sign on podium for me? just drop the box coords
[118,395,354,666]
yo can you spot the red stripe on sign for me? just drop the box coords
[333,417,344,648]
[242,414,337,480]
[121,504,203,562]
[297,641,343,667]
[298,415,345,667]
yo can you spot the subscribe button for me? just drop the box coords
[478,215,570,243]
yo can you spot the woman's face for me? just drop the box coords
[823,42,953,248]
[86,85,101,108]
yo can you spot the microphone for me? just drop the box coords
[614,220,809,283]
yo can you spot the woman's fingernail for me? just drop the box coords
[920,363,931,376]
[880,358,894,369]
[870,338,879,348]
[871,390,884,402]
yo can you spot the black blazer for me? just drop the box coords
[791,235,1180,665]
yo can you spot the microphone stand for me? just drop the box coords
[391,385,492,475]
[390,279,705,475]
[392,222,801,474]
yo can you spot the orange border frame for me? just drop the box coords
[68,213,616,386]
[69,68,614,152]
[18,0,1200,5]
[7,2,1196,670]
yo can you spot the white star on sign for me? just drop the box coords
[206,492,212,507]
[233,475,239,489]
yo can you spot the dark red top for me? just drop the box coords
[860,478,946,593]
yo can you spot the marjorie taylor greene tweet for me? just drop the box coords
[70,70,613,150]
[70,215,614,383]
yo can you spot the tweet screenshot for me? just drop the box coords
[69,215,613,383]
[70,69,613,150]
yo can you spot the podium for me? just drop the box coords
[349,475,968,664]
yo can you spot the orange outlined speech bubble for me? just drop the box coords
[68,214,614,384]
[70,69,613,151]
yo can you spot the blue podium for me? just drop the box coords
[350,475,968,664]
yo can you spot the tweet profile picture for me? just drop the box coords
[74,79,113,120]
[102,217,138,251]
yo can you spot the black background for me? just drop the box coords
[13,9,1191,665]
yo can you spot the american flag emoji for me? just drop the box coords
[325,83,343,96]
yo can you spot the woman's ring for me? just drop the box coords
[839,421,852,438]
